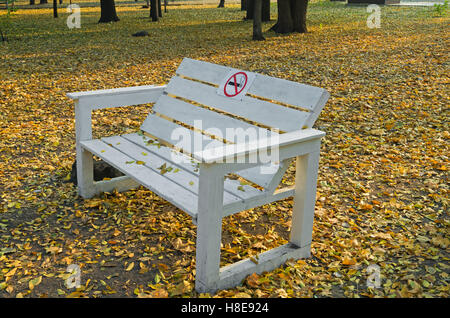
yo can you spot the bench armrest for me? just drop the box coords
[193,128,325,164]
[68,85,166,110]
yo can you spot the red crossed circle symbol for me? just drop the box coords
[224,72,248,97]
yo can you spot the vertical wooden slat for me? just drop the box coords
[75,100,95,198]
[195,164,224,293]
[290,151,321,251]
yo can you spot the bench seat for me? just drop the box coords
[81,132,297,221]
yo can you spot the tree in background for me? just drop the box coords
[271,0,308,34]
[252,0,264,40]
[245,0,270,22]
[0,0,16,42]
[53,0,58,18]
[218,0,225,8]
[99,0,120,23]
[150,0,159,21]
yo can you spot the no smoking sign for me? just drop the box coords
[217,70,256,100]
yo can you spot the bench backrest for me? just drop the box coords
[140,58,329,153]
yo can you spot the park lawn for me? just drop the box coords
[0,2,448,298]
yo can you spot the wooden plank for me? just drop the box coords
[290,151,321,248]
[80,139,199,217]
[195,164,224,293]
[94,176,140,194]
[217,243,310,292]
[176,57,229,85]
[122,133,262,200]
[223,187,294,217]
[140,113,224,153]
[193,128,325,164]
[248,74,326,111]
[264,158,293,193]
[75,100,95,198]
[303,89,330,128]
[235,163,280,189]
[165,76,309,132]
[67,85,166,110]
[153,94,274,142]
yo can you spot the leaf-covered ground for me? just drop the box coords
[0,2,448,298]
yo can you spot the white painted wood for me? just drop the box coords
[67,85,166,110]
[153,94,274,142]
[193,128,325,164]
[195,164,224,293]
[75,100,95,198]
[223,187,295,218]
[165,76,310,132]
[247,74,325,111]
[218,243,310,292]
[103,135,202,194]
[69,58,330,294]
[303,89,330,129]
[176,58,229,85]
[80,139,199,217]
[122,133,262,200]
[94,176,140,194]
[176,58,327,112]
[140,113,225,153]
[290,151,321,250]
[235,163,280,189]
[264,158,293,193]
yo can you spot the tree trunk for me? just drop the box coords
[158,0,162,17]
[164,0,167,13]
[218,0,225,7]
[99,0,120,23]
[30,0,35,5]
[262,0,270,21]
[40,0,48,4]
[246,0,270,21]
[150,0,159,21]
[252,0,264,40]
[271,0,307,34]
[291,0,307,33]
[53,0,58,17]
[246,0,254,19]
[241,0,246,10]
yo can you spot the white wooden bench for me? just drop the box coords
[67,58,329,294]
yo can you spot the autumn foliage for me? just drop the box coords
[0,2,448,298]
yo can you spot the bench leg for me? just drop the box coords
[75,101,96,199]
[290,151,321,254]
[195,165,224,294]
[76,148,96,198]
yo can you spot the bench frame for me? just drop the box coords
[69,68,326,294]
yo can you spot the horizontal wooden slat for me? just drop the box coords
[67,85,166,110]
[140,113,224,154]
[165,76,310,132]
[247,75,326,112]
[80,139,199,217]
[153,95,275,142]
[223,187,295,217]
[122,133,262,200]
[176,58,228,85]
[193,128,326,164]
[218,243,310,291]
